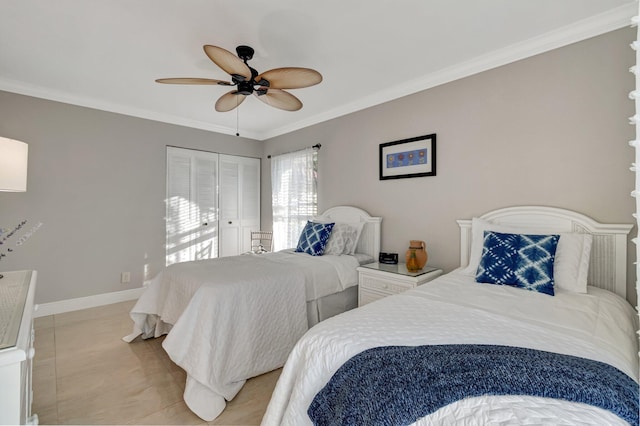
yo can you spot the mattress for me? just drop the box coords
[262,270,639,425]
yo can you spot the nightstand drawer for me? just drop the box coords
[360,274,413,295]
[358,287,388,305]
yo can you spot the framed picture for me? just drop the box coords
[379,133,436,180]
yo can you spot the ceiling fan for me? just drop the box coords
[156,45,322,112]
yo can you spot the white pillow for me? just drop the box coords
[461,217,592,293]
[323,223,355,255]
[343,221,365,255]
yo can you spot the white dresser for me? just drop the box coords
[0,270,38,425]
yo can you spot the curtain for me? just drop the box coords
[632,5,639,351]
[271,147,318,251]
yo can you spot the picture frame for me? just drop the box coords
[379,133,436,180]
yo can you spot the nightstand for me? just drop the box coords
[357,263,443,306]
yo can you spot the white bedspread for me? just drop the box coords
[262,270,639,425]
[125,250,359,421]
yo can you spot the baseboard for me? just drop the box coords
[34,287,145,318]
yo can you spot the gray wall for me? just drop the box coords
[261,28,638,304]
[0,93,263,304]
[0,28,635,306]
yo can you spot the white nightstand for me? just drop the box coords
[357,263,443,306]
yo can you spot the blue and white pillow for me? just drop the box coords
[476,231,560,296]
[295,221,335,256]
[475,231,519,285]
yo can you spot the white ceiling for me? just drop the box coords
[0,1,635,140]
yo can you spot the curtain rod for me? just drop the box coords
[267,144,321,159]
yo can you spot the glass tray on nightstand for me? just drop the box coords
[360,262,439,278]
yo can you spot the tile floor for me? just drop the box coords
[32,300,280,425]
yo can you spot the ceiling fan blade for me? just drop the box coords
[155,77,232,86]
[215,90,247,112]
[254,89,303,111]
[256,67,322,89]
[204,45,252,80]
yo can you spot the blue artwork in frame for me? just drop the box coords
[379,134,436,180]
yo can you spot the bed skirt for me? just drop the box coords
[307,286,358,328]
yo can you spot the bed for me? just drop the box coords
[124,205,381,421]
[261,206,639,426]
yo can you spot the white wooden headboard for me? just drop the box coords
[457,206,633,299]
[317,206,382,260]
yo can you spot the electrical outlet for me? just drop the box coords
[120,272,131,284]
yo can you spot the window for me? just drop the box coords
[271,148,317,251]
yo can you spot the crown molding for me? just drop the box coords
[261,3,637,140]
[0,78,262,140]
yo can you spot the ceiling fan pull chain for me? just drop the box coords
[236,105,240,137]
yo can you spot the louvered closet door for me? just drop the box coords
[166,147,219,266]
[219,154,260,256]
[241,159,260,252]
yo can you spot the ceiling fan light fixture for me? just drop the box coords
[236,81,254,96]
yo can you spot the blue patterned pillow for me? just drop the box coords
[514,234,560,295]
[295,221,335,256]
[476,231,560,296]
[476,231,519,285]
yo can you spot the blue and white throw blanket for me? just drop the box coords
[307,344,639,425]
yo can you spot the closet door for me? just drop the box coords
[240,158,261,252]
[219,154,260,257]
[166,147,219,266]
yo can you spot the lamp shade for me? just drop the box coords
[0,137,28,192]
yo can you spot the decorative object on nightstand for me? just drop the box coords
[357,262,443,306]
[0,222,43,275]
[405,240,427,271]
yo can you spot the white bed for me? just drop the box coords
[124,205,381,421]
[261,206,639,426]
